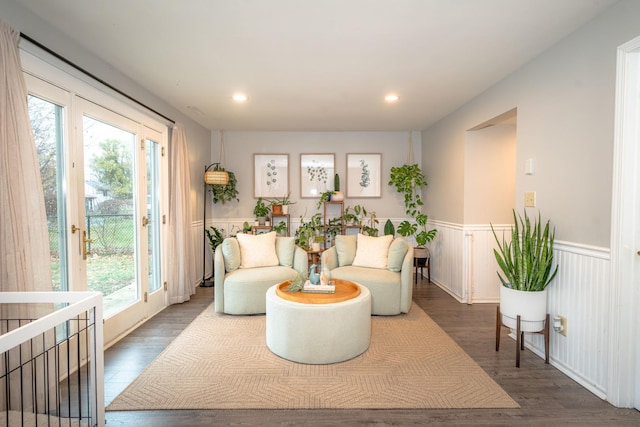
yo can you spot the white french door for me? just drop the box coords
[25,70,168,344]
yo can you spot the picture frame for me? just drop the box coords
[300,153,335,198]
[346,153,382,198]
[254,154,289,198]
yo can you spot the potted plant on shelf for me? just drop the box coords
[491,209,558,332]
[388,164,437,257]
[269,192,295,215]
[295,213,323,250]
[272,220,288,236]
[316,191,335,209]
[332,173,344,202]
[253,197,270,225]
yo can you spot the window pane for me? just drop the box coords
[28,95,68,292]
[146,139,161,293]
[83,116,138,317]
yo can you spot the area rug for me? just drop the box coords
[107,303,518,410]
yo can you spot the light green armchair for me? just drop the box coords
[214,233,307,314]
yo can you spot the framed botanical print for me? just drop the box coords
[254,154,289,198]
[300,153,335,198]
[346,153,381,198]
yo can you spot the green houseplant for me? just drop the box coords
[388,164,437,254]
[205,226,225,253]
[295,213,323,250]
[253,197,270,225]
[269,192,295,215]
[491,209,559,334]
[208,166,239,204]
[491,209,558,292]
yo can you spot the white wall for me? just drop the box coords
[421,0,640,404]
[423,0,640,247]
[464,124,516,224]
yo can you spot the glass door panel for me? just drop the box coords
[28,94,69,292]
[146,139,161,293]
[82,116,138,318]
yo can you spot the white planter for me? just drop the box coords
[311,242,321,252]
[499,286,548,332]
[282,205,289,215]
[414,247,430,258]
[332,191,344,202]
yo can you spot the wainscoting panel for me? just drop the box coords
[429,220,612,400]
[430,221,465,301]
[527,242,611,399]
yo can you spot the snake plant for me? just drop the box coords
[491,209,558,291]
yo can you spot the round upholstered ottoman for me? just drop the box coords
[265,281,371,364]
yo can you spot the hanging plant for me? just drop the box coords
[209,165,239,204]
[388,164,437,247]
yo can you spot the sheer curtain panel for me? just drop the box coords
[167,124,196,304]
[0,20,52,293]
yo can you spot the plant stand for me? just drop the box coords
[496,306,550,368]
[413,254,430,283]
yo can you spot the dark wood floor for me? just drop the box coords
[103,278,640,426]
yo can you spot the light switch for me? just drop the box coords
[524,191,536,207]
[525,158,535,175]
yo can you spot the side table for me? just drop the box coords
[414,254,430,283]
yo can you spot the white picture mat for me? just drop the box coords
[254,154,289,198]
[346,153,381,198]
[300,153,335,198]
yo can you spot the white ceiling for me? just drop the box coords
[15,0,617,131]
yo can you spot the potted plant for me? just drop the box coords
[316,191,335,209]
[204,226,226,286]
[269,192,295,215]
[253,197,270,225]
[295,213,323,250]
[205,226,225,253]
[208,166,239,204]
[388,164,437,256]
[332,173,344,202]
[272,220,288,236]
[491,209,558,332]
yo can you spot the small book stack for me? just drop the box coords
[302,280,336,294]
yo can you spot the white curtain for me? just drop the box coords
[0,20,52,293]
[167,123,196,304]
[1,19,54,414]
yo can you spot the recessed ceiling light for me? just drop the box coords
[232,93,248,102]
[384,94,399,103]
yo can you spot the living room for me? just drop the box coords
[2,0,640,425]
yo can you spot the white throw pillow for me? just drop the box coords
[236,231,279,269]
[352,234,393,269]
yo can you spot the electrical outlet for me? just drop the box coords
[524,191,536,207]
[560,316,567,337]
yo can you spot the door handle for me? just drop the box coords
[142,216,149,227]
[83,230,94,260]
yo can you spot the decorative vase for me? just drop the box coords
[320,264,331,286]
[499,286,548,332]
